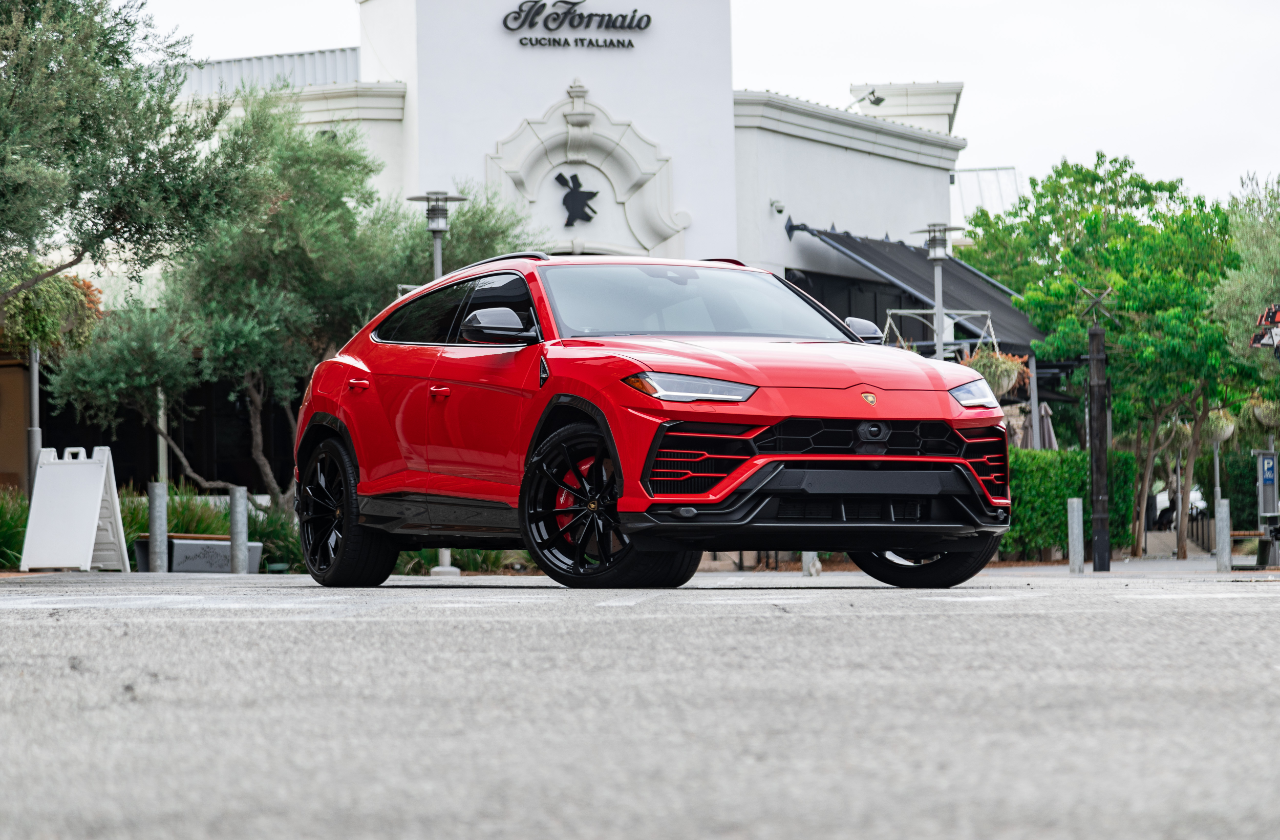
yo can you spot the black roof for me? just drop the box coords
[786,221,1044,356]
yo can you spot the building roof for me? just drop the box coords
[180,48,361,99]
[785,220,1043,355]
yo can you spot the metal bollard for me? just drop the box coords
[1067,497,1084,575]
[801,551,821,577]
[148,482,168,573]
[1216,498,1232,573]
[230,487,249,574]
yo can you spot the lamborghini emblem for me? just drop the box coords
[862,393,877,406]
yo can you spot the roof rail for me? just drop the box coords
[703,258,747,266]
[451,251,551,275]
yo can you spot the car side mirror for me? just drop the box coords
[460,307,539,345]
[845,317,884,345]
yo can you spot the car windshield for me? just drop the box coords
[538,264,849,341]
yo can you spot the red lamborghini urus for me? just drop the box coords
[294,254,1009,589]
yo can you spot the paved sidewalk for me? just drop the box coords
[2,567,1280,838]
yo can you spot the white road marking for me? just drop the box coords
[1117,592,1280,600]
[920,592,1054,602]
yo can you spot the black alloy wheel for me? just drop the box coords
[848,534,1002,589]
[520,422,701,588]
[299,437,398,587]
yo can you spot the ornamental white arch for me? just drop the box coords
[485,79,691,256]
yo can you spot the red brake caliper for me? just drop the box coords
[555,456,596,543]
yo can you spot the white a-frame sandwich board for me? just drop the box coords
[20,447,131,573]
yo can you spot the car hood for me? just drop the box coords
[568,336,976,391]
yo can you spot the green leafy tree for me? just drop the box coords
[960,154,1247,558]
[0,0,274,304]
[44,300,245,491]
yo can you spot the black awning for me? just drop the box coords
[785,220,1044,356]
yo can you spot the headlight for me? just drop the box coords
[622,372,757,403]
[949,378,1000,409]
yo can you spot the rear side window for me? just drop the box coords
[455,274,538,342]
[374,281,471,344]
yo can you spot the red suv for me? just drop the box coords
[294,254,1009,589]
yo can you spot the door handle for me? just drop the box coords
[347,379,370,390]
[430,386,451,398]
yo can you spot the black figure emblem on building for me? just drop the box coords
[556,173,597,227]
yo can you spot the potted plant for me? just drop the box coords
[959,346,1027,398]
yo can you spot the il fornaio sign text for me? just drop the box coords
[505,1,652,49]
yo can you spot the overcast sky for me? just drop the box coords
[143,0,1278,204]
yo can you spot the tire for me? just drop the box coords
[298,437,399,587]
[848,535,1002,589]
[520,422,701,589]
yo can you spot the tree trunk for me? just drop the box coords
[1130,419,1148,556]
[1134,410,1171,559]
[0,252,87,305]
[243,371,285,511]
[1177,396,1211,560]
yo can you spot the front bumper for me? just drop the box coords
[619,461,1009,553]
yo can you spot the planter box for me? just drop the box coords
[134,536,262,573]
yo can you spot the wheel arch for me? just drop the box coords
[297,412,356,479]
[526,394,624,486]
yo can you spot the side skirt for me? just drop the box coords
[358,492,527,550]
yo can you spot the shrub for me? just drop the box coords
[0,487,28,569]
[1004,449,1135,555]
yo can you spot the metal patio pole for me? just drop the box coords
[1088,326,1110,571]
[27,342,40,497]
[1028,353,1041,450]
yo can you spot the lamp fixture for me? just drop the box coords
[847,86,885,110]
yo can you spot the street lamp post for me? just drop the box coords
[408,191,468,576]
[409,192,469,281]
[914,223,963,359]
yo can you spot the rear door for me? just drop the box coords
[426,273,543,497]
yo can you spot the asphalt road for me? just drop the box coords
[2,565,1279,839]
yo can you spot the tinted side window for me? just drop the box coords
[454,274,538,344]
[374,281,472,344]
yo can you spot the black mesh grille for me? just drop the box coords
[755,419,963,457]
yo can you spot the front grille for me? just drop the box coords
[754,419,962,457]
[645,423,756,495]
[642,418,1009,501]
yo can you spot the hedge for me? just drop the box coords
[1003,450,1136,555]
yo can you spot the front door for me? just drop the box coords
[427,273,543,501]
